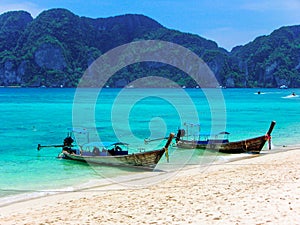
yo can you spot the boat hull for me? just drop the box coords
[177,135,269,154]
[62,149,166,168]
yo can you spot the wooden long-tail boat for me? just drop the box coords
[175,121,276,154]
[38,130,174,168]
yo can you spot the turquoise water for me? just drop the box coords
[1,87,300,204]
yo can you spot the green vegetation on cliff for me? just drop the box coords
[231,26,300,87]
[0,8,300,87]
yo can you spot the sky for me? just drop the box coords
[1,0,300,51]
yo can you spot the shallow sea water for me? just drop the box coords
[0,87,299,204]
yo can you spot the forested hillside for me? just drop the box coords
[0,8,300,87]
[230,26,300,87]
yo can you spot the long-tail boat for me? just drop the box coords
[174,121,276,154]
[38,129,174,168]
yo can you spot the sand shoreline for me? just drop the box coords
[0,149,257,208]
[1,147,299,224]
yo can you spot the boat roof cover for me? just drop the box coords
[218,131,230,135]
[82,142,129,147]
[199,131,230,136]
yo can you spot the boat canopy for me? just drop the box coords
[218,131,230,135]
[82,142,129,148]
[194,131,230,137]
[110,142,129,146]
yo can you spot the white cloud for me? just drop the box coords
[0,2,44,17]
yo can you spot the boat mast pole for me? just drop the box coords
[196,123,200,141]
[266,121,276,150]
[184,122,188,141]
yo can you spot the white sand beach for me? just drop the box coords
[1,148,299,225]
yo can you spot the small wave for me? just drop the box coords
[282,94,299,99]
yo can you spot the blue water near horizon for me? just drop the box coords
[1,87,300,204]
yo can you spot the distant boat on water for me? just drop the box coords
[279,84,288,89]
[282,92,298,99]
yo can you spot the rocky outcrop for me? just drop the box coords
[0,60,27,86]
[34,43,66,70]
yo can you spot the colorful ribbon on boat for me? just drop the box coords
[164,147,169,163]
[265,134,271,140]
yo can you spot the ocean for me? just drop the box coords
[1,87,300,205]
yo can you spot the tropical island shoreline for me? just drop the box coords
[0,146,299,224]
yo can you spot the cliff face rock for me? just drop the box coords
[0,61,16,85]
[225,77,235,88]
[34,43,66,70]
[0,60,27,86]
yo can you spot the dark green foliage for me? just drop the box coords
[231,25,300,87]
[0,11,32,52]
